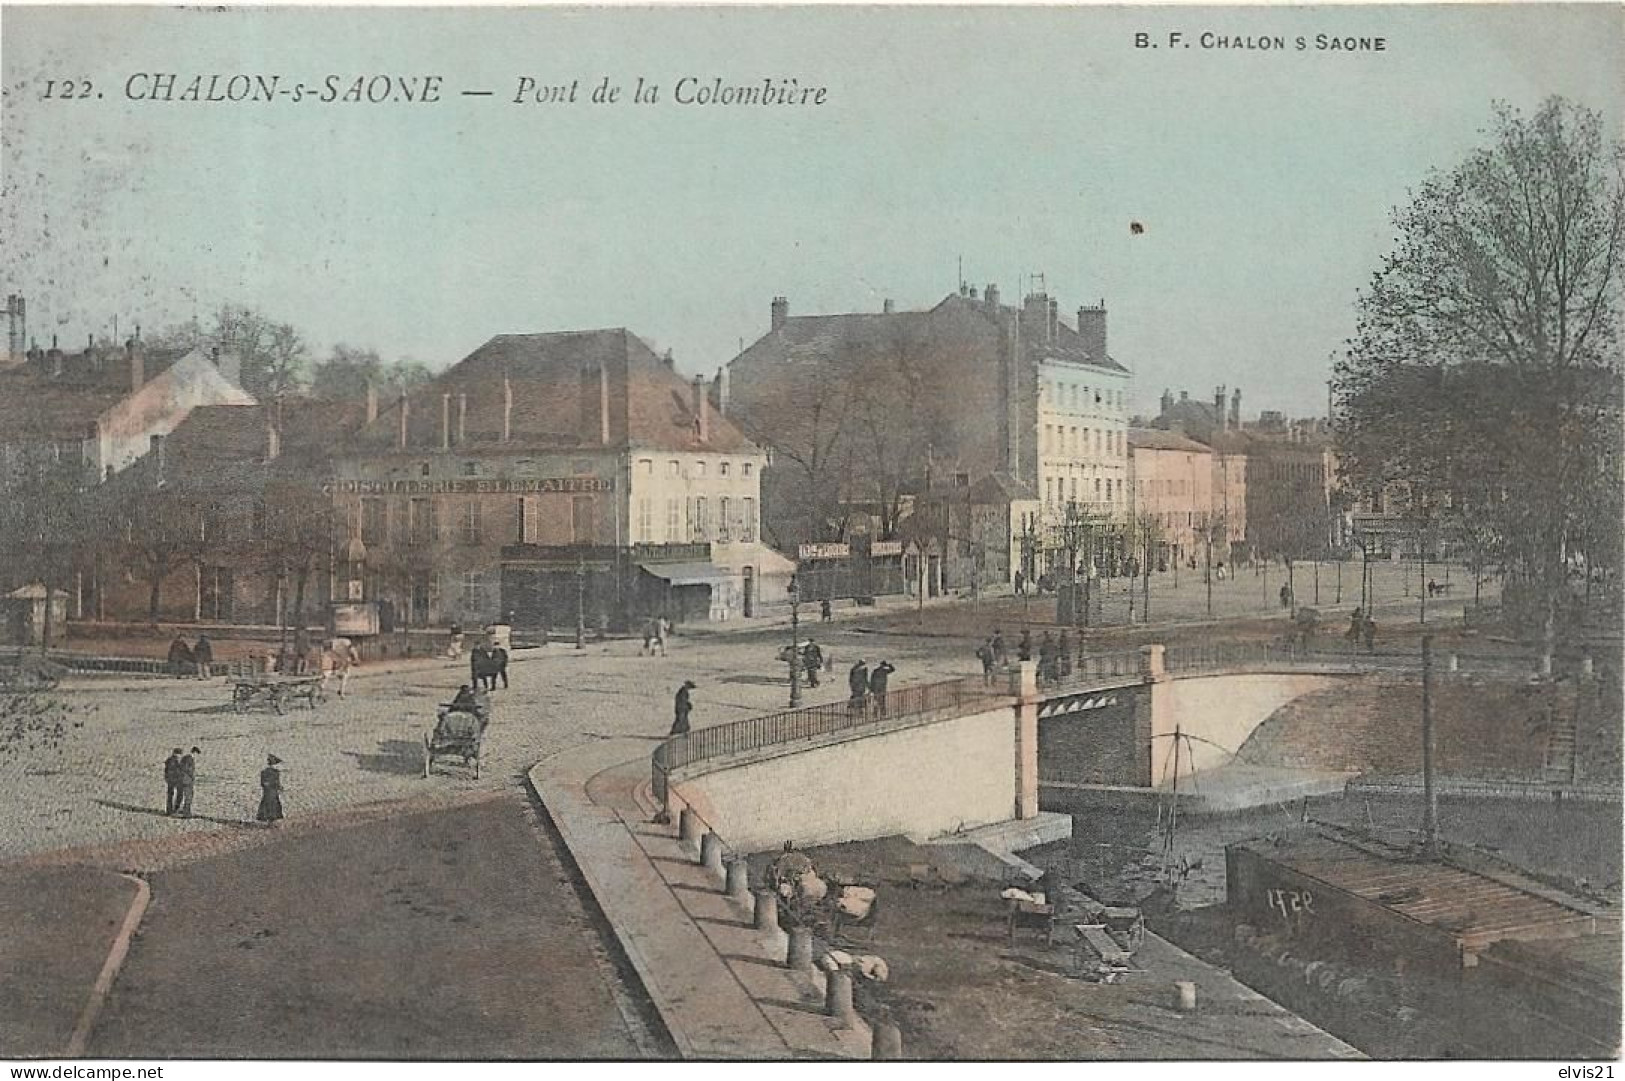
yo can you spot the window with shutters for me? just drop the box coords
[693,496,709,541]
[718,496,731,542]
[666,498,680,542]
[361,498,388,546]
[637,498,653,542]
[570,496,593,544]
[517,497,538,544]
[459,500,482,546]
[742,498,755,543]
[410,498,438,546]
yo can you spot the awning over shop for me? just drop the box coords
[638,561,732,587]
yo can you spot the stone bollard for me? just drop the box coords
[700,832,726,879]
[753,889,781,933]
[725,857,751,904]
[678,808,700,848]
[825,969,858,1028]
[785,925,814,971]
[870,1016,903,1060]
[1174,981,1198,1012]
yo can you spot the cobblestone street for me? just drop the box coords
[1,625,968,862]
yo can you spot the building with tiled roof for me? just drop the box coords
[1127,426,1214,565]
[0,335,252,494]
[726,284,1131,593]
[330,327,784,630]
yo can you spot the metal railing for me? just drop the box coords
[1037,650,1148,693]
[654,675,1006,783]
[1162,640,1553,677]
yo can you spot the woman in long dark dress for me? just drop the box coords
[257,755,285,826]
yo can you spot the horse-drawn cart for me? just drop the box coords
[231,674,324,714]
[425,702,489,778]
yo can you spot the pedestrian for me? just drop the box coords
[1363,616,1377,654]
[491,645,509,690]
[671,680,696,736]
[1018,629,1033,663]
[192,635,213,680]
[1280,584,1293,610]
[991,628,1007,666]
[177,746,200,818]
[331,637,360,697]
[447,621,465,660]
[802,640,823,687]
[163,747,185,816]
[1346,607,1364,646]
[167,636,193,679]
[1014,570,1026,596]
[868,661,895,717]
[292,627,311,674]
[1038,632,1057,685]
[642,618,656,656]
[257,755,285,827]
[820,598,832,623]
[847,659,869,717]
[976,640,996,686]
[1058,630,1072,678]
[654,615,670,657]
[470,642,491,691]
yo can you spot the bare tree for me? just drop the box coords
[1334,98,1624,655]
[115,489,208,623]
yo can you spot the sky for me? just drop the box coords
[2,4,1621,419]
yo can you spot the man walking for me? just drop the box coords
[331,637,360,697]
[163,748,185,816]
[847,659,869,718]
[1018,629,1034,663]
[470,642,491,691]
[671,680,696,736]
[976,639,996,686]
[491,645,509,689]
[192,635,213,680]
[868,660,895,718]
[654,616,670,657]
[177,746,200,818]
[802,640,823,688]
[991,628,1007,666]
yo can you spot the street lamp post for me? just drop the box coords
[575,554,586,650]
[787,573,802,707]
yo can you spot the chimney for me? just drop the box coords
[440,392,452,450]
[1160,388,1174,416]
[364,383,378,425]
[47,335,64,379]
[149,433,166,487]
[968,286,979,301]
[711,366,730,416]
[125,338,144,391]
[692,374,709,442]
[883,298,895,315]
[663,348,675,368]
[1180,390,1189,402]
[598,362,611,445]
[398,392,410,449]
[501,368,513,442]
[770,296,789,332]
[1022,293,1051,344]
[1215,386,1227,431]
[1048,297,1059,341]
[6,294,25,359]
[1230,388,1241,428]
[1076,302,1107,364]
[457,392,468,445]
[985,283,1000,310]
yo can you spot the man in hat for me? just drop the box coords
[163,748,185,816]
[177,746,201,818]
[671,680,696,736]
[847,659,870,718]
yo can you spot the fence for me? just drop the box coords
[1162,640,1554,678]
[653,675,1005,797]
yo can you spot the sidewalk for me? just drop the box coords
[529,738,871,1060]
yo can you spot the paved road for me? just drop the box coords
[0,625,967,861]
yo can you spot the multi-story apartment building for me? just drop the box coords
[727,283,1130,591]
[1127,427,1214,565]
[332,328,785,628]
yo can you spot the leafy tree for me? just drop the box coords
[0,452,93,652]
[1333,98,1624,651]
[113,488,207,623]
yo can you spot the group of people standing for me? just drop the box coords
[640,616,672,657]
[166,635,214,679]
[469,641,509,691]
[974,626,1080,685]
[1346,607,1379,652]
[161,747,285,826]
[846,658,896,717]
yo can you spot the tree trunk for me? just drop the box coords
[148,563,164,624]
[294,566,310,637]
[39,579,53,656]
